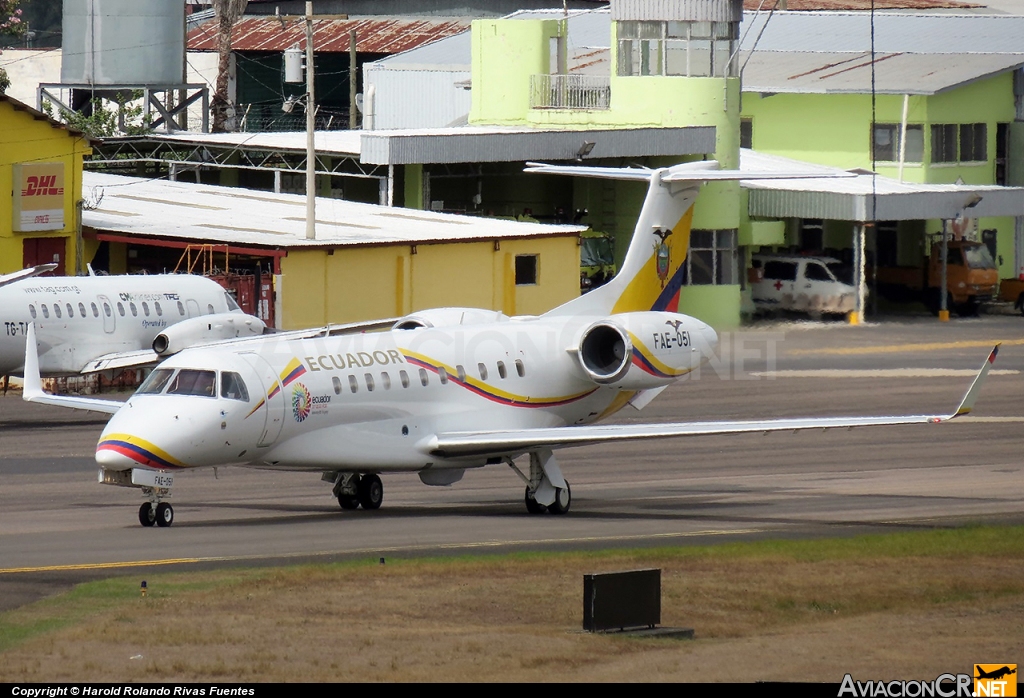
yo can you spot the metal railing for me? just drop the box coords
[529,74,611,110]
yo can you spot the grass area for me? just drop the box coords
[2,526,1023,682]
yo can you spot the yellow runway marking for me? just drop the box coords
[0,529,764,575]
[788,339,1024,357]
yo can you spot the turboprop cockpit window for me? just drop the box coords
[220,372,249,401]
[224,292,241,311]
[167,369,218,398]
[138,369,175,395]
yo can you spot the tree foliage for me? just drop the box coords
[42,92,153,138]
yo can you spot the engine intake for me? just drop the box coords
[578,322,631,384]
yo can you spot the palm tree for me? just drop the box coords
[211,0,248,132]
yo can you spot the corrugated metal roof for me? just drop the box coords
[612,0,743,23]
[188,16,470,53]
[752,1,980,8]
[741,51,1024,94]
[81,172,585,249]
[740,11,1024,54]
[741,149,1024,220]
[359,125,717,165]
[149,131,364,157]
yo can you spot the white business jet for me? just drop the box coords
[22,160,998,527]
[1,267,266,377]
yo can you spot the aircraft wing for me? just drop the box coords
[82,349,160,373]
[22,324,125,415]
[425,346,998,459]
[525,161,856,182]
[0,264,58,290]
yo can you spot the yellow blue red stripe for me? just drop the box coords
[402,350,597,408]
[96,433,188,470]
[628,333,692,378]
[280,357,307,387]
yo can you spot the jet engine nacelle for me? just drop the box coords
[393,307,510,330]
[574,311,705,390]
[152,313,266,356]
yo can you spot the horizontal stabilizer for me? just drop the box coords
[23,323,124,415]
[0,264,58,290]
[424,346,998,459]
[525,160,856,183]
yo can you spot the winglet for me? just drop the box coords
[949,343,999,419]
[23,321,44,401]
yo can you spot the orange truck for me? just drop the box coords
[998,277,1024,315]
[875,240,999,316]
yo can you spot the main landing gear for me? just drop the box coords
[331,473,383,511]
[512,450,571,515]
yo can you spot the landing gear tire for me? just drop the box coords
[357,474,383,510]
[525,487,546,514]
[338,494,360,510]
[155,502,174,527]
[548,481,571,515]
[139,502,156,527]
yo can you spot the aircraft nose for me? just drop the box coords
[96,430,186,471]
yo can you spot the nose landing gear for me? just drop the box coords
[138,500,175,527]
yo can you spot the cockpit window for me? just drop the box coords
[220,372,249,401]
[138,368,174,395]
[224,292,240,312]
[167,369,217,397]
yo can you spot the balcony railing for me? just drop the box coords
[529,74,611,111]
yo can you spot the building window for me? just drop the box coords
[931,123,987,163]
[618,20,737,78]
[515,255,538,285]
[686,229,738,285]
[960,123,987,162]
[740,118,753,149]
[872,123,923,163]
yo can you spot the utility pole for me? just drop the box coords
[305,1,316,240]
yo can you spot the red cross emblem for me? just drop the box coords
[773,280,783,291]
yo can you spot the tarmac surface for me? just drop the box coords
[2,314,1023,610]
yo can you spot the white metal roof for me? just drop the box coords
[150,131,364,157]
[740,51,1024,95]
[741,149,1024,220]
[81,172,585,249]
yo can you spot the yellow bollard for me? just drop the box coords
[847,311,860,325]
[938,310,950,322]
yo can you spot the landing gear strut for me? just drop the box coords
[330,472,384,511]
[512,450,572,515]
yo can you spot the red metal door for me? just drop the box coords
[22,237,67,275]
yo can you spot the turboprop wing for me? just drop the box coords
[0,264,57,290]
[424,345,999,459]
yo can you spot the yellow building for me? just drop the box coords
[0,94,92,275]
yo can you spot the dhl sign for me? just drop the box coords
[13,163,65,232]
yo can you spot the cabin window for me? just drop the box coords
[78,302,86,317]
[220,372,249,401]
[477,363,488,380]
[381,372,391,390]
[497,361,507,379]
[53,304,61,318]
[419,368,429,386]
[515,359,525,377]
[117,302,125,317]
[176,301,185,315]
[29,304,36,319]
[333,376,342,395]
[154,301,163,316]
[456,365,466,382]
[400,370,410,388]
[103,302,112,317]
[349,375,359,393]
[41,305,49,318]
[142,302,150,316]
[130,303,138,317]
[138,368,174,395]
[438,367,449,385]
[91,302,99,317]
[66,303,74,317]
[167,369,217,397]
[365,373,375,391]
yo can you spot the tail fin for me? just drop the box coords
[528,159,851,317]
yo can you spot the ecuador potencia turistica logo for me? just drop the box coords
[292,383,312,422]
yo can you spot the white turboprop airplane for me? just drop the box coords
[22,160,998,527]
[0,267,266,377]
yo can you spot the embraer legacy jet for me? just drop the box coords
[23,160,998,527]
[1,267,266,376]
